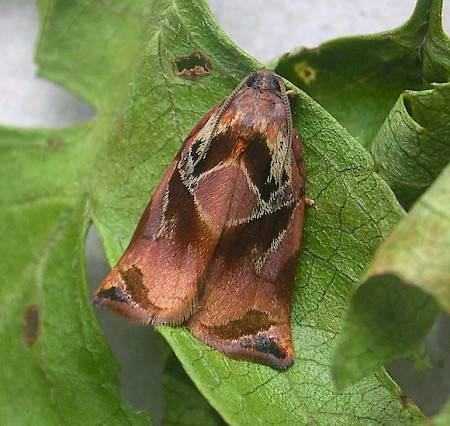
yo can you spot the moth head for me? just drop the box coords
[246,69,284,94]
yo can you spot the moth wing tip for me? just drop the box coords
[188,320,295,370]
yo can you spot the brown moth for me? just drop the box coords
[91,69,306,369]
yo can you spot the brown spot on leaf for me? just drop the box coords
[400,392,413,407]
[294,61,316,85]
[47,138,62,148]
[23,305,40,345]
[173,51,210,79]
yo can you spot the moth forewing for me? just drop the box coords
[92,69,306,369]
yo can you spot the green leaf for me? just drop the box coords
[0,127,149,423]
[372,83,450,209]
[0,0,433,424]
[0,0,153,423]
[330,0,450,398]
[272,0,449,148]
[333,162,450,389]
[162,354,226,426]
[35,0,152,111]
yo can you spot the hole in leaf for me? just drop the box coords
[23,305,40,345]
[173,51,210,79]
[46,138,63,148]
